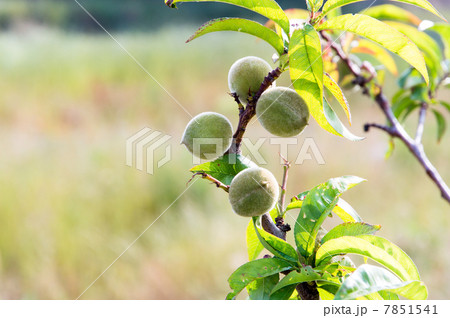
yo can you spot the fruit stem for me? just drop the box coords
[278,153,291,216]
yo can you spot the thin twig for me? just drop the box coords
[415,103,427,144]
[189,172,230,193]
[279,153,291,214]
[321,30,450,204]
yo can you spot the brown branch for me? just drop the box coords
[321,31,450,204]
[189,172,230,193]
[225,67,283,155]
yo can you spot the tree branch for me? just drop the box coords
[321,31,450,204]
[226,67,283,154]
[415,103,427,144]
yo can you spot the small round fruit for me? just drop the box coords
[181,112,233,159]
[228,56,273,104]
[229,167,279,217]
[256,87,309,137]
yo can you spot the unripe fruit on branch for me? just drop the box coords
[256,87,309,137]
[229,167,279,217]
[181,112,233,159]
[228,56,274,104]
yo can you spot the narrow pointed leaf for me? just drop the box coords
[351,39,398,75]
[226,258,293,299]
[295,176,365,261]
[306,0,324,12]
[432,110,446,142]
[190,154,256,186]
[333,198,363,222]
[187,18,285,55]
[385,21,442,80]
[319,0,445,22]
[324,73,352,124]
[363,4,421,25]
[253,217,299,264]
[246,208,278,261]
[316,235,420,281]
[335,264,427,300]
[322,222,381,243]
[428,23,450,60]
[323,98,364,141]
[290,25,338,136]
[317,14,429,85]
[165,0,290,35]
[287,197,363,222]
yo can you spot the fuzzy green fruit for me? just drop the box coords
[181,112,233,159]
[228,56,273,104]
[256,87,309,137]
[229,167,279,217]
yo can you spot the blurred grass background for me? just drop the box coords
[0,0,449,299]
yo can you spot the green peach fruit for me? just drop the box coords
[228,56,273,104]
[181,112,233,159]
[256,87,309,137]
[229,167,279,217]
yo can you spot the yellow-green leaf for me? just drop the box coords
[317,14,429,85]
[187,18,285,55]
[319,0,446,22]
[363,4,421,25]
[385,21,442,80]
[165,0,291,35]
[290,25,340,136]
[324,73,352,124]
[351,39,398,75]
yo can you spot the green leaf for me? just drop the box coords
[335,264,427,300]
[385,21,442,81]
[294,176,365,262]
[226,258,293,299]
[316,235,420,281]
[190,154,256,186]
[270,266,324,297]
[432,110,446,143]
[323,98,364,141]
[378,290,401,300]
[165,0,290,35]
[287,197,363,223]
[322,222,381,243]
[440,101,450,114]
[187,18,285,55]
[247,273,279,300]
[317,14,429,85]
[392,96,419,120]
[246,208,278,261]
[428,23,450,60]
[253,217,299,264]
[319,0,445,22]
[363,4,421,25]
[306,0,324,12]
[324,73,352,125]
[289,25,332,135]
